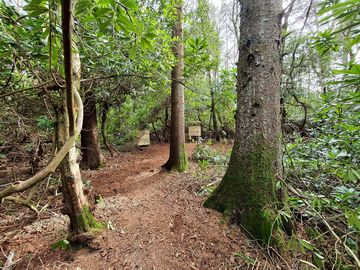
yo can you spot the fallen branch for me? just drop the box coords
[2,249,15,270]
[3,196,38,213]
[0,90,83,201]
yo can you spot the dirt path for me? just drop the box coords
[76,144,246,269]
[5,144,262,269]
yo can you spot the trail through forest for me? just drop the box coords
[3,144,270,269]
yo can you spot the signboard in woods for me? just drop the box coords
[138,130,150,146]
[188,126,201,139]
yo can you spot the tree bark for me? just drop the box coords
[100,100,114,157]
[162,1,188,172]
[60,0,101,235]
[209,71,219,141]
[204,0,287,244]
[80,87,104,169]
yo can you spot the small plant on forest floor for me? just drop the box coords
[196,184,216,196]
[233,252,256,265]
[192,144,229,194]
[192,144,229,165]
[198,159,209,170]
[94,194,104,204]
[51,239,71,251]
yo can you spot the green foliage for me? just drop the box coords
[332,64,360,86]
[283,19,359,259]
[51,239,71,250]
[314,0,360,89]
[197,159,209,170]
[318,0,360,38]
[233,252,256,265]
[192,144,229,165]
[285,90,360,266]
[36,115,54,130]
[287,92,359,182]
[298,239,325,268]
[311,29,339,55]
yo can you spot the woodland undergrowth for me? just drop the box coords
[194,93,360,269]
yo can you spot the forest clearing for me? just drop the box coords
[0,0,359,269]
[2,144,256,269]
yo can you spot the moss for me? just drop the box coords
[76,206,104,233]
[204,142,287,245]
[174,143,188,172]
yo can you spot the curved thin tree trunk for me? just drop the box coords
[163,1,188,172]
[204,0,288,244]
[81,87,104,169]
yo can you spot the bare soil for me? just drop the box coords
[0,143,286,269]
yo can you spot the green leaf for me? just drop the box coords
[299,239,314,251]
[313,252,325,268]
[24,5,48,16]
[117,13,137,33]
[119,0,137,10]
[346,210,360,231]
[140,37,152,50]
[333,65,360,75]
[144,32,157,39]
[94,7,112,18]
[128,42,137,59]
[51,239,70,250]
[233,252,256,265]
[75,0,92,15]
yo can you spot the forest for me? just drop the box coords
[0,0,359,269]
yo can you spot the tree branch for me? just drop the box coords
[0,80,56,99]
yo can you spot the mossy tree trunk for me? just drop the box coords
[60,0,101,235]
[81,87,104,170]
[204,0,286,243]
[163,0,188,172]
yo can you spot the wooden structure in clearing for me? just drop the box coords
[137,130,150,146]
[188,126,201,139]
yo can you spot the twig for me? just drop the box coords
[0,80,56,99]
[1,247,15,270]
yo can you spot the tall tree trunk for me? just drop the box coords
[81,87,104,169]
[100,100,114,157]
[162,1,188,172]
[204,0,287,244]
[60,0,101,235]
[209,71,219,141]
